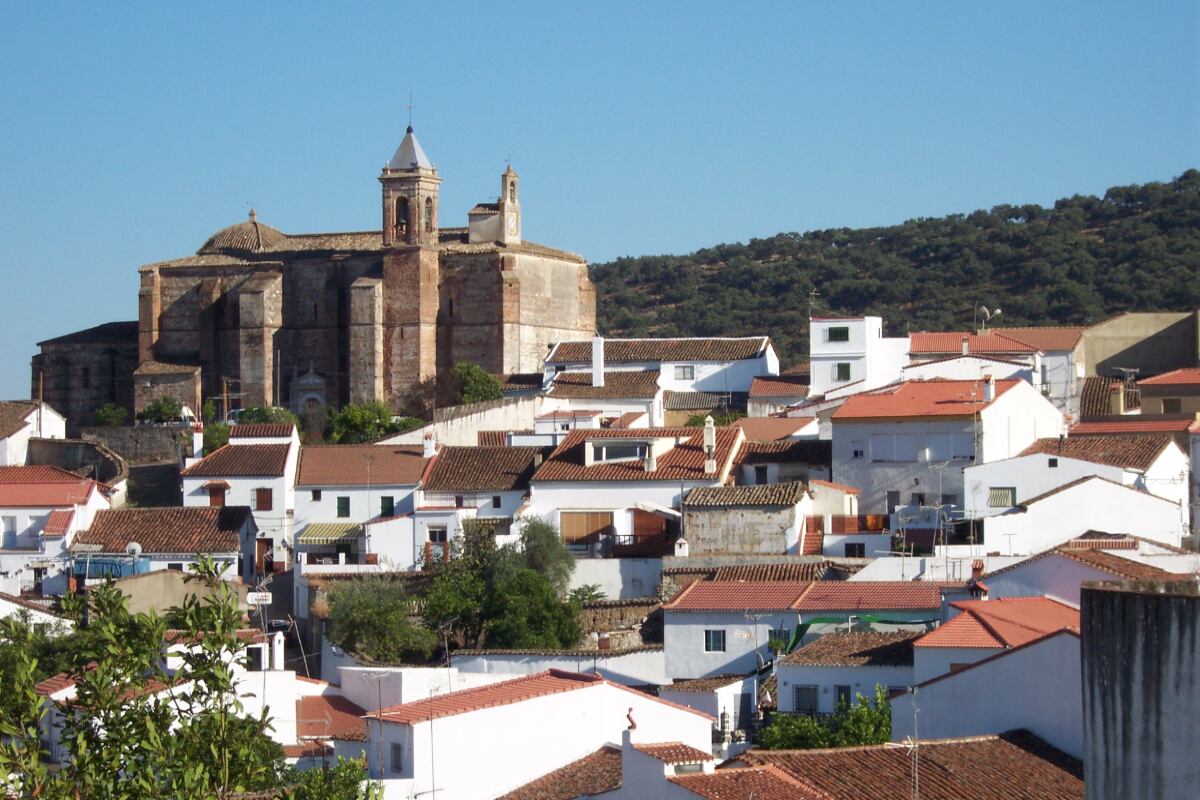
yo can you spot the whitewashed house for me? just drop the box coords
[978,546,1176,605]
[901,353,1033,383]
[0,466,112,595]
[776,631,919,714]
[681,482,811,555]
[657,674,759,733]
[808,316,908,397]
[964,433,1189,519]
[747,375,810,417]
[734,439,831,487]
[181,423,300,574]
[364,668,713,800]
[831,377,1065,516]
[892,628,1082,759]
[0,401,66,466]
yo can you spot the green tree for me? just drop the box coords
[329,402,421,444]
[759,684,892,750]
[93,402,127,427]
[325,577,437,663]
[237,405,300,426]
[451,362,503,405]
[516,518,575,595]
[484,569,582,649]
[136,396,183,424]
[759,712,830,749]
[686,411,744,427]
[204,422,231,453]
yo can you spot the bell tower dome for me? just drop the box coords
[498,164,521,245]
[379,126,441,248]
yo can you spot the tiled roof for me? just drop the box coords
[665,581,811,612]
[133,360,201,376]
[229,423,295,439]
[197,212,287,254]
[662,674,749,693]
[180,444,290,478]
[735,730,1084,799]
[296,695,367,741]
[612,411,646,428]
[634,742,714,763]
[468,202,499,215]
[903,353,1032,370]
[1078,376,1139,418]
[477,430,508,446]
[670,765,821,800]
[732,417,815,441]
[663,391,729,411]
[736,440,831,465]
[793,581,945,612]
[282,742,333,759]
[547,337,770,365]
[296,445,427,487]
[37,320,138,347]
[35,671,76,697]
[712,562,859,582]
[985,546,1176,583]
[0,591,63,617]
[71,506,250,555]
[0,401,36,438]
[685,481,808,507]
[368,670,680,725]
[910,331,1040,355]
[0,466,82,483]
[497,745,621,800]
[423,446,545,492]
[993,327,1085,351]
[0,471,97,509]
[42,508,75,537]
[808,479,861,495]
[454,645,663,657]
[832,379,1019,420]
[546,370,662,400]
[1138,367,1200,386]
[500,372,544,392]
[1070,418,1193,435]
[532,427,741,483]
[164,628,268,645]
[749,376,810,399]
[1017,434,1173,471]
[915,597,1079,649]
[780,631,919,667]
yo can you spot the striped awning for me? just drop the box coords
[297,523,363,546]
[987,487,1016,508]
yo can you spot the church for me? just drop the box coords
[33,128,596,428]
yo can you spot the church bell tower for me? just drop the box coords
[498,164,521,245]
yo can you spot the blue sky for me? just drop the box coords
[1,2,1197,400]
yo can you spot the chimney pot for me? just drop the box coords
[592,336,605,388]
[961,336,969,356]
[983,376,996,403]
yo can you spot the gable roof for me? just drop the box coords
[732,417,815,441]
[1070,418,1193,435]
[915,597,1079,649]
[1017,434,1174,471]
[665,580,945,613]
[71,506,251,555]
[991,327,1085,352]
[749,375,811,399]
[685,481,808,508]
[423,446,545,492]
[780,631,919,667]
[1015,474,1158,509]
[228,423,295,439]
[711,561,858,582]
[180,444,290,478]
[0,468,98,509]
[296,695,367,741]
[1138,367,1200,386]
[532,427,742,483]
[0,401,37,438]
[735,730,1083,799]
[634,742,715,764]
[665,580,812,612]
[909,332,1040,355]
[296,445,427,487]
[545,370,662,400]
[1078,377,1140,418]
[832,379,1020,420]
[671,765,821,800]
[497,745,622,800]
[546,337,770,365]
[661,674,750,694]
[984,546,1177,583]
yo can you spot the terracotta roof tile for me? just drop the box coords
[296,695,367,741]
[423,446,545,492]
[368,670,604,725]
[1018,434,1173,471]
[808,479,861,495]
[500,372,544,393]
[984,547,1176,583]
[0,471,98,508]
[670,765,821,799]
[1138,367,1200,386]
[611,411,646,428]
[737,440,831,465]
[0,591,63,617]
[915,597,1079,649]
[546,370,662,400]
[180,444,290,478]
[1070,418,1193,435]
[910,331,1041,355]
[732,417,815,441]
[497,745,622,800]
[35,671,76,697]
[0,466,83,483]
[42,508,75,537]
[736,730,1084,799]
[991,327,1085,351]
[663,390,732,411]
[664,581,811,612]
[547,337,770,364]
[712,562,859,582]
[296,445,427,487]
[793,581,945,612]
[229,424,295,439]
[749,376,811,399]
[477,430,508,446]
[662,674,749,693]
[533,427,741,483]
[71,506,250,555]
[832,379,1020,420]
[634,742,714,763]
[780,631,919,667]
[685,481,808,507]
[282,742,333,758]
[132,361,201,376]
[0,401,37,439]
[1079,377,1139,418]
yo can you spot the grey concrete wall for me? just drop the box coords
[1082,311,1199,377]
[81,425,193,465]
[1082,580,1200,800]
[28,436,128,485]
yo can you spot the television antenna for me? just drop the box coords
[976,305,1001,332]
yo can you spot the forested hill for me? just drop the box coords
[590,170,1200,367]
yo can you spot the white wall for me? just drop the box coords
[657,352,778,394]
[977,382,1066,463]
[964,454,1126,518]
[0,404,66,466]
[452,648,668,685]
[294,483,419,532]
[529,480,709,541]
[664,610,799,679]
[568,557,662,600]
[902,356,1032,383]
[182,472,290,563]
[983,554,1117,604]
[380,395,547,447]
[893,631,1082,758]
[776,663,913,714]
[912,644,1003,684]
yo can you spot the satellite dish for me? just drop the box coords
[125,541,142,558]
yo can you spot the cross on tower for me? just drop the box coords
[407,92,416,128]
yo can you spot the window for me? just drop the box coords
[560,511,613,545]
[910,493,925,507]
[336,496,350,518]
[793,685,819,715]
[844,542,865,558]
[826,327,850,343]
[870,433,918,462]
[1048,458,1058,468]
[492,495,502,509]
[255,488,273,512]
[245,647,263,672]
[674,365,695,380]
[987,487,1016,508]
[1162,398,1182,413]
[380,496,395,517]
[455,495,465,509]
[925,433,974,461]
[591,443,647,462]
[835,685,853,708]
[754,465,769,485]
[311,490,322,502]
[940,494,957,508]
[424,196,434,232]
[428,527,448,543]
[886,491,900,514]
[949,662,972,674]
[208,488,226,508]
[851,441,865,459]
[394,197,408,240]
[167,563,183,572]
[704,630,726,653]
[390,742,404,773]
[835,362,851,382]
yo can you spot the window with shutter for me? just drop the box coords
[793,685,818,715]
[255,488,273,512]
[560,512,613,545]
[988,487,1016,507]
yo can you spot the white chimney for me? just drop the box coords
[703,415,717,473]
[592,336,605,387]
[192,423,204,459]
[961,336,969,356]
[644,448,657,473]
[983,375,996,403]
[423,431,437,458]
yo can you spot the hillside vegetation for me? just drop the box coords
[591,170,1200,366]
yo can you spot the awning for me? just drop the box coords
[201,481,231,491]
[297,523,363,546]
[634,501,682,519]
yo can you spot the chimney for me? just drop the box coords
[971,559,984,581]
[533,451,544,468]
[961,336,969,356]
[423,431,437,458]
[1058,433,1065,453]
[644,448,657,473]
[1109,383,1125,415]
[703,415,717,473]
[192,423,204,459]
[982,375,995,403]
[591,336,605,388]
